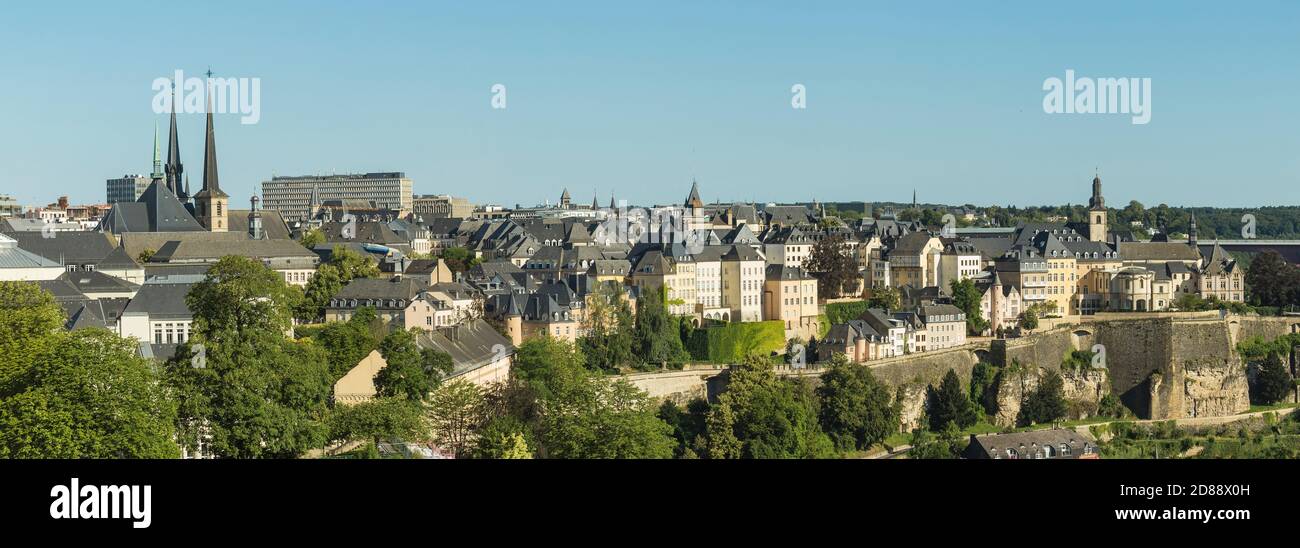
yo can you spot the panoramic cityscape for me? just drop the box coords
[1,0,1297,535]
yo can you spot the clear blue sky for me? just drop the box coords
[2,1,1297,209]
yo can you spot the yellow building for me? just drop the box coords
[763,265,820,340]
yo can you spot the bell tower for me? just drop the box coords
[1087,174,1107,242]
[193,71,229,232]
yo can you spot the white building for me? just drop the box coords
[0,234,63,281]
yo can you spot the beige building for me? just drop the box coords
[403,282,480,332]
[630,248,697,317]
[721,245,765,322]
[887,231,942,289]
[763,265,819,340]
[1108,266,1175,311]
[1199,242,1244,302]
[919,304,967,350]
[333,349,388,405]
[333,320,515,405]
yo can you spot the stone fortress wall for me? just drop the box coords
[620,314,1300,427]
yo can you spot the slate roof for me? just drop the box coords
[0,233,60,268]
[891,231,937,255]
[227,209,292,240]
[1120,242,1201,262]
[8,231,117,265]
[65,298,132,331]
[919,303,965,322]
[722,244,764,262]
[122,282,196,320]
[96,245,143,270]
[1202,241,1239,276]
[822,319,884,345]
[765,264,813,281]
[318,220,408,245]
[331,277,429,308]
[964,429,1098,460]
[48,270,139,295]
[99,180,206,233]
[150,238,319,262]
[119,231,250,260]
[417,320,515,378]
[589,259,631,277]
[763,205,815,227]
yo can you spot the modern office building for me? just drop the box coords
[261,172,413,222]
[107,175,151,204]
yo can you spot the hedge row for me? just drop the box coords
[686,321,787,363]
[823,300,870,325]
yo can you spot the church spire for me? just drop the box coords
[165,80,185,200]
[194,69,229,232]
[685,179,703,209]
[196,76,226,199]
[151,123,164,180]
[1189,212,1198,248]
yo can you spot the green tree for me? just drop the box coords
[330,245,380,281]
[473,414,535,459]
[1018,370,1067,426]
[0,328,180,458]
[0,281,65,386]
[803,235,860,299]
[908,425,963,459]
[950,278,988,334]
[1018,307,1039,332]
[437,247,479,273]
[816,355,899,451]
[296,263,343,322]
[579,282,636,371]
[427,379,484,457]
[706,356,836,459]
[866,286,900,311]
[1245,251,1300,307]
[633,286,688,368]
[496,432,533,459]
[929,369,978,431]
[328,397,428,450]
[165,257,333,458]
[658,399,710,458]
[968,361,1000,415]
[375,328,432,401]
[511,337,674,458]
[1254,352,1293,405]
[313,308,381,379]
[186,255,301,335]
[300,228,325,250]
